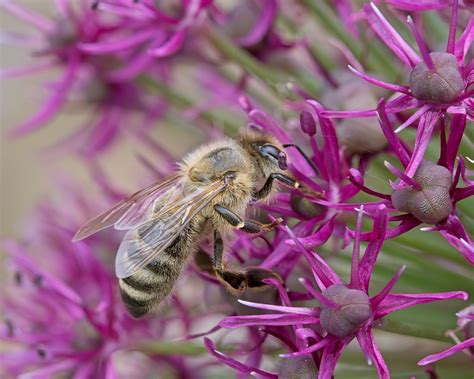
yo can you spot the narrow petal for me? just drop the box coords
[348,65,411,94]
[418,337,474,365]
[249,109,292,144]
[204,338,278,378]
[446,0,458,54]
[285,226,341,289]
[375,292,468,319]
[394,104,431,133]
[0,0,54,32]
[455,16,473,61]
[237,300,318,316]
[219,313,320,329]
[318,339,351,379]
[386,0,451,11]
[286,220,334,248]
[356,329,390,379]
[0,61,55,78]
[359,205,389,291]
[307,100,341,182]
[370,266,406,307]
[10,57,79,136]
[148,30,187,57]
[363,3,421,67]
[376,99,411,166]
[236,0,277,46]
[405,110,441,177]
[280,337,331,358]
[446,114,467,171]
[79,29,158,54]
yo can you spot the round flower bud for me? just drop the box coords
[278,355,318,379]
[300,111,317,136]
[319,284,372,338]
[391,161,453,225]
[409,52,465,103]
[337,117,388,154]
[324,73,387,154]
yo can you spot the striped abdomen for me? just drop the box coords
[119,223,199,318]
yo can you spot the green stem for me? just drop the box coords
[206,26,320,98]
[301,0,398,78]
[136,341,208,356]
[377,318,451,343]
[137,76,241,135]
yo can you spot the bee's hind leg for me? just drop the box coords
[212,229,247,294]
[211,228,283,295]
[213,204,282,233]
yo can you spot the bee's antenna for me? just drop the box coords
[282,144,319,175]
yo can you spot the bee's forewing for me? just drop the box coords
[72,174,181,242]
[115,181,226,278]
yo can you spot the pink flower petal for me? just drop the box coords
[418,337,474,365]
[148,29,187,57]
[356,329,390,379]
[348,65,411,94]
[375,291,468,319]
[204,338,278,378]
[363,3,421,67]
[236,0,277,47]
[219,313,320,329]
[405,110,441,177]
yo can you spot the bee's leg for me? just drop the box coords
[252,173,299,200]
[213,229,224,272]
[212,229,247,293]
[213,204,282,233]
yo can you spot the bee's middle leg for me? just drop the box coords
[213,204,282,233]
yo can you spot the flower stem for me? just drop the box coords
[300,0,398,78]
[206,26,321,98]
[137,75,241,135]
[376,318,451,343]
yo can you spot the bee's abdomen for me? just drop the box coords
[119,226,198,318]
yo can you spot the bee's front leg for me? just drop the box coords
[213,204,283,233]
[252,173,299,201]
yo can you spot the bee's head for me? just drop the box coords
[239,130,288,177]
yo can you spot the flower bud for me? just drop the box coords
[278,355,318,379]
[290,192,325,219]
[300,111,317,136]
[337,117,387,154]
[391,161,452,224]
[409,52,464,103]
[319,284,372,338]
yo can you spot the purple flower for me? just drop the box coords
[211,206,467,378]
[0,177,213,378]
[88,0,212,60]
[339,99,474,264]
[321,2,473,172]
[1,0,168,155]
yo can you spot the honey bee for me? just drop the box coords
[73,131,299,318]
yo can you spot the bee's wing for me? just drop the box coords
[115,180,226,278]
[72,174,182,242]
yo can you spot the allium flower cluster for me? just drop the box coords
[1,0,473,378]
